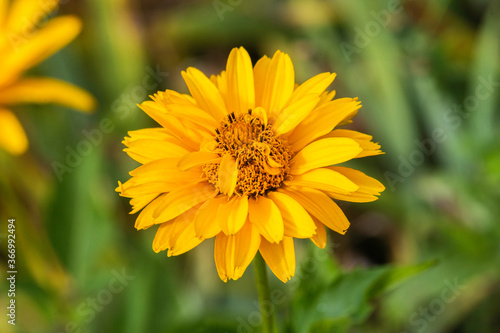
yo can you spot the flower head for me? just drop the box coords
[117,47,384,282]
[0,0,95,155]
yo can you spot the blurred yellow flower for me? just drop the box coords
[117,47,384,282]
[0,0,96,155]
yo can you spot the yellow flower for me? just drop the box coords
[0,0,96,155]
[117,47,385,282]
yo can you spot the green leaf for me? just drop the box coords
[291,261,435,333]
[467,1,500,145]
[309,317,351,333]
[367,260,438,298]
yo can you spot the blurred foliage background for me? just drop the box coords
[1,0,500,332]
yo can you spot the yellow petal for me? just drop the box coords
[0,16,81,87]
[152,90,218,130]
[226,47,255,114]
[285,168,359,194]
[232,223,261,280]
[129,157,201,181]
[123,127,194,152]
[286,72,336,106]
[0,108,28,155]
[279,186,350,235]
[181,67,227,122]
[152,221,173,253]
[317,90,337,107]
[118,168,203,197]
[0,78,96,112]
[138,101,173,128]
[288,98,362,152]
[217,195,248,235]
[253,55,271,107]
[6,0,58,34]
[168,221,204,256]
[123,138,190,164]
[310,217,327,249]
[214,233,229,282]
[272,94,320,135]
[117,181,169,198]
[178,151,221,171]
[267,191,316,238]
[153,206,204,255]
[267,155,282,168]
[124,128,193,152]
[137,103,205,150]
[259,237,295,283]
[153,182,217,223]
[251,106,268,126]
[248,196,284,243]
[332,166,385,195]
[218,153,238,196]
[337,111,358,126]
[134,193,168,230]
[210,74,218,86]
[193,197,225,239]
[129,193,158,214]
[210,70,228,104]
[123,127,171,140]
[260,51,295,119]
[0,0,9,29]
[326,167,385,202]
[323,129,384,158]
[325,190,379,203]
[214,221,261,282]
[161,90,217,120]
[289,138,362,175]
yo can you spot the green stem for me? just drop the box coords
[253,252,278,333]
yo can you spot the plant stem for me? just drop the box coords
[253,252,278,333]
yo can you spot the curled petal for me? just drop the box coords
[214,221,261,282]
[259,237,295,283]
[268,191,316,238]
[193,197,225,239]
[153,182,217,223]
[218,154,238,196]
[153,205,204,255]
[217,195,249,235]
[248,196,284,243]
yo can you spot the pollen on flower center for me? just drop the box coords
[203,110,293,197]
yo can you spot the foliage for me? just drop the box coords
[1,0,499,332]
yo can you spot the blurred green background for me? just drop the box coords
[1,0,500,332]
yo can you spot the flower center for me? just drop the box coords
[203,110,293,197]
